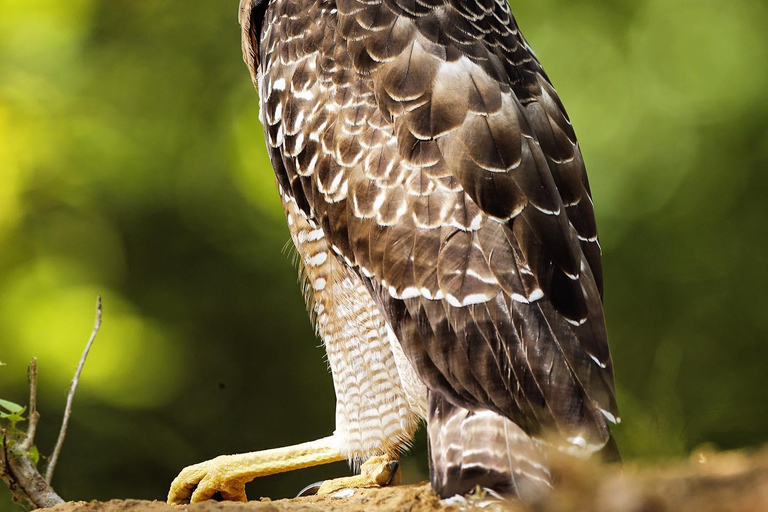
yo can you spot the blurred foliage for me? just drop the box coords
[0,0,766,509]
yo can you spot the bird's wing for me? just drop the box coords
[250,0,618,451]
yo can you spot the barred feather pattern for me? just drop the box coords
[428,393,551,500]
[240,0,619,500]
[283,196,427,461]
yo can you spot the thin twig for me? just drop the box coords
[18,358,39,452]
[45,296,102,484]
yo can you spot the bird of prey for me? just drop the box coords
[168,0,619,504]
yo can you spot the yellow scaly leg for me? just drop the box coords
[167,436,399,504]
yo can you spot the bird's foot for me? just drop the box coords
[168,454,249,505]
[168,436,345,505]
[300,456,400,497]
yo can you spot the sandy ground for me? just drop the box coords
[40,484,449,512]
[38,448,768,512]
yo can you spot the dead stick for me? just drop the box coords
[45,296,102,484]
[18,359,39,452]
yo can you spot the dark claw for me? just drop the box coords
[296,481,324,497]
[384,461,399,486]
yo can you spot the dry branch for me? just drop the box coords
[46,295,102,484]
[1,363,64,508]
[0,296,103,509]
[18,358,39,452]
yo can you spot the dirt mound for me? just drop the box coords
[41,484,449,512]
[37,448,768,512]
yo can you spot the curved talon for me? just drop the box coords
[296,481,324,497]
[383,461,400,486]
[361,455,400,487]
[296,459,399,498]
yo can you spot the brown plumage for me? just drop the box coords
[239,0,619,500]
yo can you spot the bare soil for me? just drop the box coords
[40,484,446,512]
[40,448,768,512]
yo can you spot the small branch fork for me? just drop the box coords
[0,359,63,508]
[1,296,102,508]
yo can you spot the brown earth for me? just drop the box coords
[40,448,768,512]
[40,484,448,512]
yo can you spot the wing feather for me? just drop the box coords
[252,0,618,455]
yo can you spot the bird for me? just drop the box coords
[168,0,619,504]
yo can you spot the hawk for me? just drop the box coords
[169,0,619,503]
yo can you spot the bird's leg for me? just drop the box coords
[167,436,401,504]
[168,436,344,504]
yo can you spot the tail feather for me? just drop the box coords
[427,392,553,501]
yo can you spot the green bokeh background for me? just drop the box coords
[1,0,766,509]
